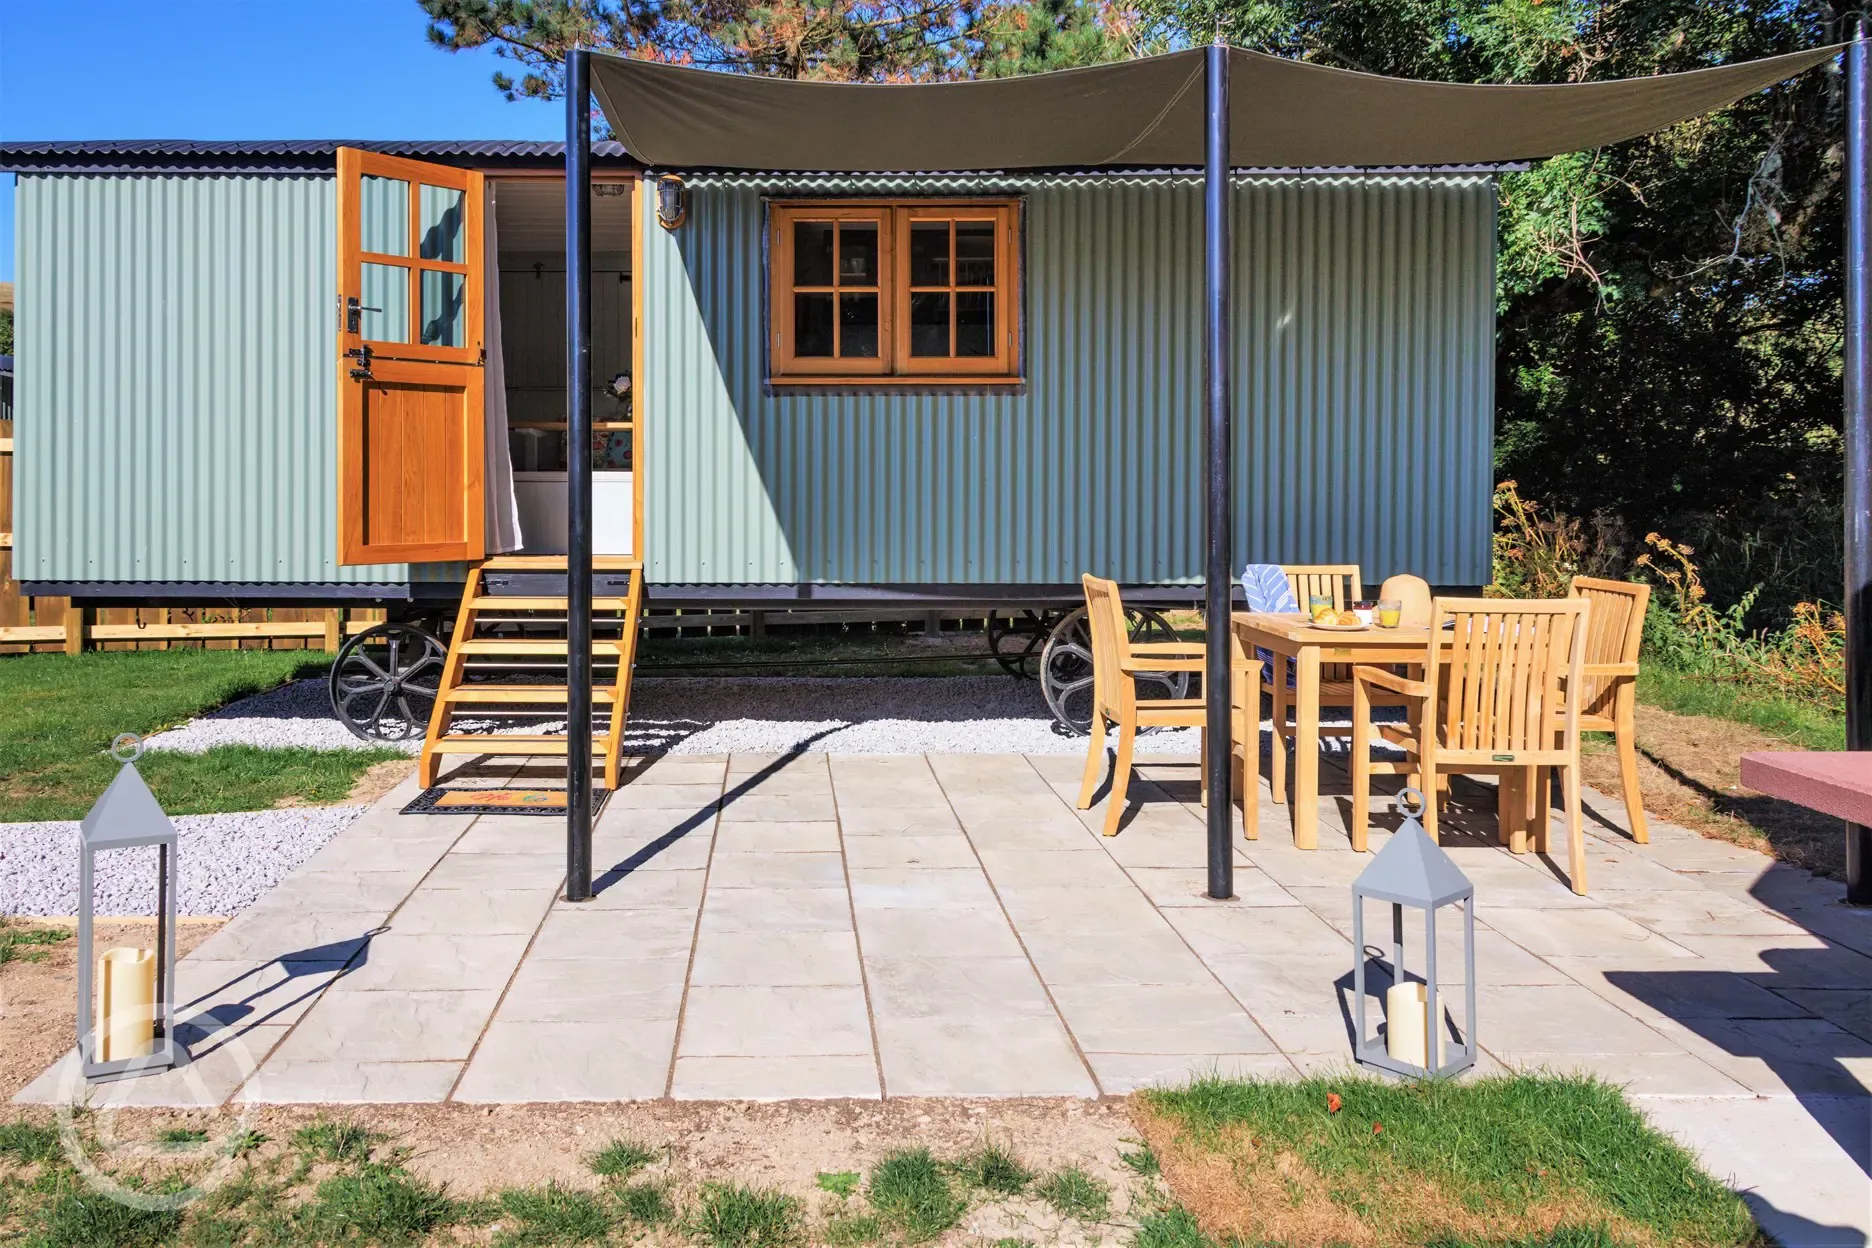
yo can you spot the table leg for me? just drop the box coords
[1230,644,1259,838]
[1293,646,1321,850]
[1267,667,1286,804]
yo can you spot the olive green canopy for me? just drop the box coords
[590,44,1839,172]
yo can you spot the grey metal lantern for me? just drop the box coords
[1351,788,1477,1079]
[76,734,180,1081]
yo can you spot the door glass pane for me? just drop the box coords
[794,292,834,356]
[360,262,409,342]
[360,176,409,256]
[418,184,465,262]
[421,270,466,347]
[909,222,949,286]
[956,292,994,357]
[955,222,996,286]
[793,222,834,286]
[839,293,878,358]
[909,291,950,357]
[838,224,878,285]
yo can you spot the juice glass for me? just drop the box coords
[1376,599,1403,628]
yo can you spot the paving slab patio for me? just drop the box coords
[17,745,1871,1242]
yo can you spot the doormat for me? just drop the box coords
[400,787,612,817]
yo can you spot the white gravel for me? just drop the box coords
[142,675,1210,756]
[0,807,365,917]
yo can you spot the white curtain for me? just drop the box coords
[483,181,523,553]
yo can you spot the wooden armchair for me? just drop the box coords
[1075,575,1206,837]
[1567,576,1651,842]
[1350,597,1592,894]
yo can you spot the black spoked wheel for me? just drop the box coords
[328,622,446,742]
[1039,606,1192,735]
[987,609,1061,680]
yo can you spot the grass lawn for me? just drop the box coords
[1136,1074,1756,1248]
[1636,663,1843,753]
[0,650,405,822]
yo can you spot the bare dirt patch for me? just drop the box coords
[1581,704,1843,878]
[0,918,221,1101]
[1,1097,1152,1246]
[342,757,417,806]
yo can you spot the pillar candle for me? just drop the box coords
[1385,980,1432,1068]
[96,946,155,1062]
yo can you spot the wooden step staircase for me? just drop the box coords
[418,555,644,790]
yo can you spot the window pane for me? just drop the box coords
[955,222,996,286]
[909,222,949,286]
[956,291,995,357]
[838,223,878,285]
[839,293,879,357]
[909,291,950,357]
[360,176,409,256]
[419,184,465,262]
[793,222,834,286]
[360,261,408,342]
[794,292,834,356]
[421,270,466,347]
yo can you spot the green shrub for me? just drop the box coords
[291,1118,381,1165]
[1032,1167,1109,1222]
[496,1183,613,1244]
[690,1181,803,1248]
[0,1120,62,1165]
[588,1135,659,1179]
[949,1142,1031,1196]
[1132,1204,1214,1248]
[617,1180,674,1225]
[29,1185,182,1247]
[866,1148,965,1242]
[297,1163,456,1244]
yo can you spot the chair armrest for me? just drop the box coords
[1129,642,1204,656]
[1121,657,1205,674]
[1352,665,1429,699]
[1581,661,1640,677]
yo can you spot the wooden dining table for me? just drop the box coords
[1230,611,1443,850]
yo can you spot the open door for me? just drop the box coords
[337,148,487,565]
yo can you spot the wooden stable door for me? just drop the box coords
[336,148,487,564]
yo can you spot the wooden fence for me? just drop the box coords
[0,411,387,655]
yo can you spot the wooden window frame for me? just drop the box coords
[768,198,1022,386]
[339,149,482,368]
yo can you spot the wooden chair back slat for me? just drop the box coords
[1082,574,1131,718]
[1569,577,1649,718]
[1427,598,1587,757]
[1282,565,1363,612]
[1283,565,1364,681]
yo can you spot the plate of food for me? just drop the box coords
[1308,610,1370,631]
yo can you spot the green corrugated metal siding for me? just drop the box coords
[13,173,423,585]
[642,175,1495,587]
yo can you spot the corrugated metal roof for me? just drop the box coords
[0,139,636,174]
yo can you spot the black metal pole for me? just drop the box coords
[565,48,595,902]
[1846,27,1872,906]
[1203,41,1235,900]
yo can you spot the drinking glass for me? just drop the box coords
[1308,593,1334,620]
[1376,599,1403,628]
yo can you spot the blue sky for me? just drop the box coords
[0,0,563,281]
